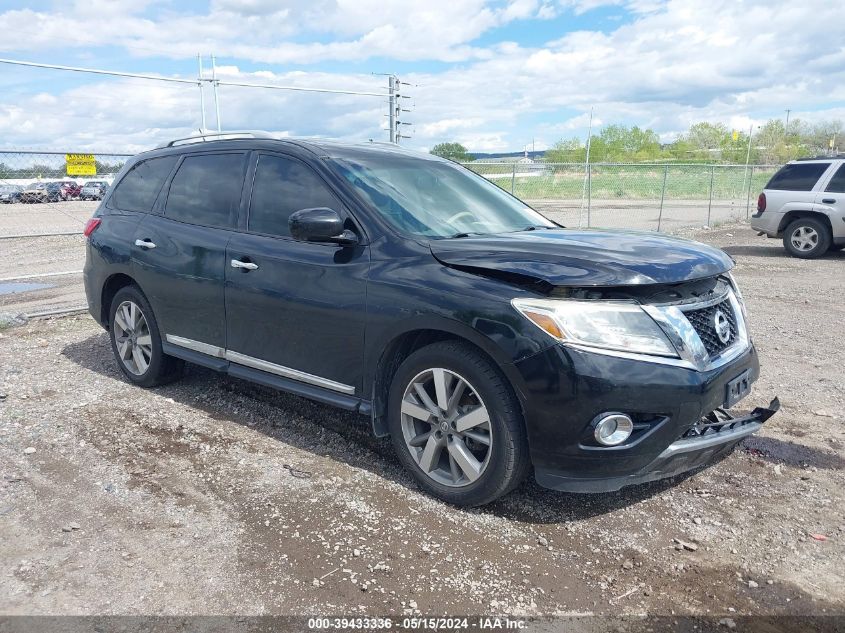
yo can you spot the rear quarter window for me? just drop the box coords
[111,155,178,213]
[765,163,830,191]
[824,164,845,193]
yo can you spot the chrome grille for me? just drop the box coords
[683,298,737,357]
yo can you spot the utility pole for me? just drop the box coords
[741,124,754,206]
[579,107,594,228]
[197,54,207,131]
[211,54,221,132]
[390,76,412,144]
[784,109,791,131]
[388,75,396,143]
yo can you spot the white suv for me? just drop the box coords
[750,157,845,258]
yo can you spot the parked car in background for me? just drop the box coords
[59,180,82,200]
[83,132,778,506]
[751,157,845,258]
[0,184,23,203]
[20,182,49,203]
[45,182,62,202]
[80,181,109,200]
[45,180,83,202]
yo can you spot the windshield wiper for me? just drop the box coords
[519,225,563,231]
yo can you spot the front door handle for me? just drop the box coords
[134,239,156,249]
[231,259,258,271]
[822,198,836,204]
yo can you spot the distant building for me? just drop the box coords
[469,150,546,162]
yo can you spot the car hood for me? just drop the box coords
[429,229,733,287]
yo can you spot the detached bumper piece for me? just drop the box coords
[536,397,780,494]
[683,397,780,439]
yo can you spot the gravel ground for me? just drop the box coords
[536,198,750,233]
[0,225,843,619]
[0,200,95,238]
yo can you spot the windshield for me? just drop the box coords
[332,154,555,238]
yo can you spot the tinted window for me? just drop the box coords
[165,153,245,228]
[248,154,340,237]
[825,164,845,193]
[766,162,830,191]
[111,156,178,212]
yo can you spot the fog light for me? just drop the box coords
[594,413,634,446]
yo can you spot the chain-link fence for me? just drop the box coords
[0,150,131,187]
[0,151,132,238]
[464,162,779,232]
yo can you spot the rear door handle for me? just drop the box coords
[822,198,836,204]
[134,239,156,249]
[231,259,258,271]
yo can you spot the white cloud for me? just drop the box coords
[0,0,843,153]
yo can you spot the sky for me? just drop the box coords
[0,0,843,154]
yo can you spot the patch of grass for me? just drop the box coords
[471,165,777,201]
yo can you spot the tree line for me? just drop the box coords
[431,118,844,165]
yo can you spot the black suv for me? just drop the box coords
[83,132,778,506]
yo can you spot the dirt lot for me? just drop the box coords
[0,225,843,620]
[0,200,95,238]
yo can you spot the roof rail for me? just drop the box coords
[795,154,843,161]
[156,130,275,149]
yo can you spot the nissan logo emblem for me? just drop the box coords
[713,309,731,344]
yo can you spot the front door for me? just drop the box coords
[224,152,369,395]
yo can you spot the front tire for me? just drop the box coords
[783,217,831,258]
[108,286,183,387]
[387,341,530,506]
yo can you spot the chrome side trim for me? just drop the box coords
[225,350,356,395]
[165,334,226,358]
[164,334,355,395]
[658,421,762,458]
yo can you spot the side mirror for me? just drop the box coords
[289,207,358,246]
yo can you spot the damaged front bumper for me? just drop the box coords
[536,398,780,493]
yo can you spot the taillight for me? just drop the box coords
[83,218,101,238]
[757,193,766,213]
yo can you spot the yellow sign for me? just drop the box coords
[66,153,96,176]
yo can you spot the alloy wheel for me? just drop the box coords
[790,226,819,252]
[113,300,153,375]
[399,368,492,487]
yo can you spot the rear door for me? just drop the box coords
[764,161,831,222]
[224,151,369,395]
[131,151,247,351]
[817,163,845,240]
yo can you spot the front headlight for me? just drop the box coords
[726,272,748,320]
[512,298,678,358]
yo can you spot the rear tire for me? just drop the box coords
[387,340,530,507]
[108,285,183,388]
[783,217,831,259]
